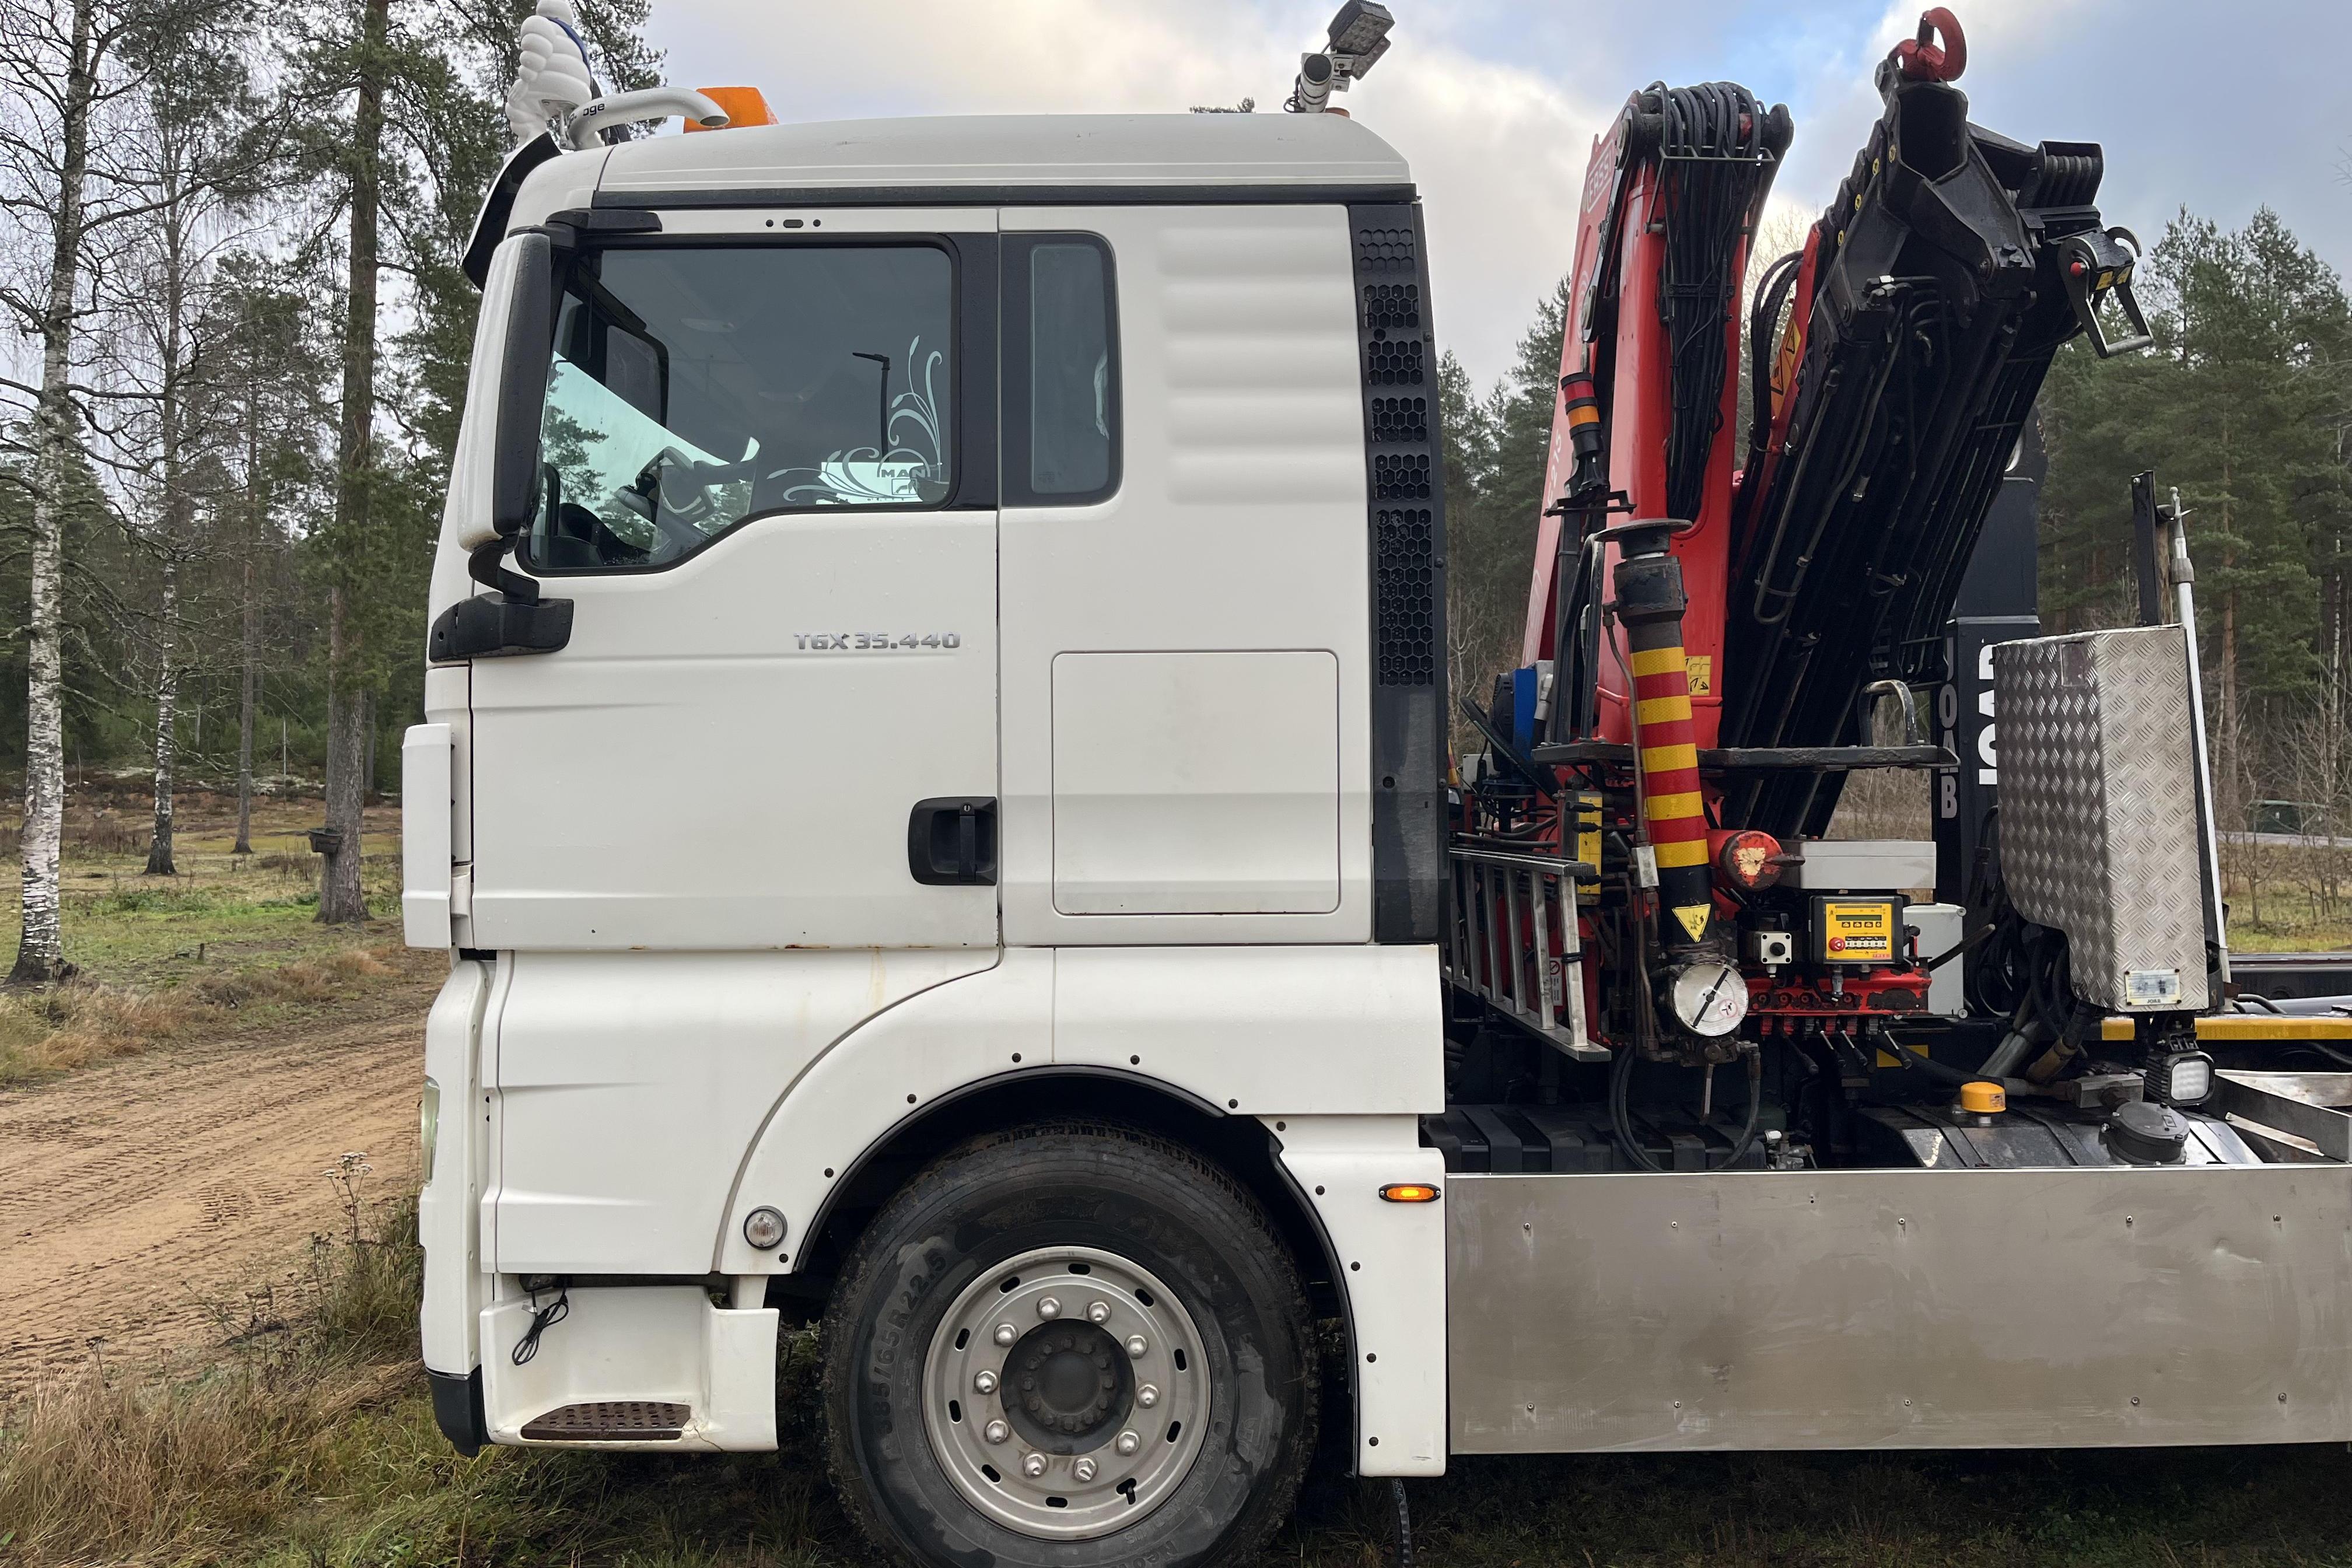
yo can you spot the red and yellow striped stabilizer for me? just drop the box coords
[1631,643,1713,944]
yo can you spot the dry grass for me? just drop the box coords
[0,1357,416,1563]
[0,982,195,1081]
[0,943,409,1087]
[0,1181,424,1567]
[191,944,398,1010]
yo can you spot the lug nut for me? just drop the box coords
[984,1419,1009,1444]
[1022,1452,1048,1479]
[995,1323,1017,1346]
[973,1370,998,1395]
[1115,1429,1140,1455]
[1137,1384,1159,1409]
[1125,1334,1148,1359]
[1038,1297,1061,1320]
[1087,1300,1111,1324]
[1073,1457,1098,1482]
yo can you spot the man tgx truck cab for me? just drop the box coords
[411,106,1452,1566]
[408,16,2352,1568]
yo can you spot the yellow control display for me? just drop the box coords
[1808,897,1900,965]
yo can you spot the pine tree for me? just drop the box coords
[2039,206,2352,818]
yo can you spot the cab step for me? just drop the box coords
[519,1401,691,1441]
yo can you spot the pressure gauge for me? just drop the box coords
[1668,961,1749,1037]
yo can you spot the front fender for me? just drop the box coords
[716,950,1055,1275]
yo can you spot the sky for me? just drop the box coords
[641,0,2348,390]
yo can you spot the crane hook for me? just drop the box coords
[1892,7,1968,82]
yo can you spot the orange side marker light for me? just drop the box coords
[1379,1183,1441,1203]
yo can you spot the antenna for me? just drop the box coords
[1287,1,1394,114]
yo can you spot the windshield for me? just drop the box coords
[526,243,955,572]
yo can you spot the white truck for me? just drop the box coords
[405,12,2352,1567]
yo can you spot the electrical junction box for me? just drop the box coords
[1809,897,1900,965]
[1994,624,2210,1013]
[1786,839,1935,891]
[1905,902,1966,1016]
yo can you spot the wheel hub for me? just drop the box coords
[921,1245,1209,1542]
[1012,1321,1122,1436]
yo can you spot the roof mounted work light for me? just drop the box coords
[1289,1,1393,114]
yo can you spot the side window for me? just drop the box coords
[526,243,956,573]
[1005,235,1119,507]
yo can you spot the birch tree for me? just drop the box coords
[0,0,163,982]
[92,40,271,875]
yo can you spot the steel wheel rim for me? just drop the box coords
[921,1244,1210,1541]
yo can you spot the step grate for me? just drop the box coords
[520,1401,690,1441]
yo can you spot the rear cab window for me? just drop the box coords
[1005,234,1120,507]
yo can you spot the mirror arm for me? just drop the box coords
[435,540,571,663]
[468,538,542,606]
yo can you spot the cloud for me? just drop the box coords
[643,0,2349,387]
[649,0,1611,383]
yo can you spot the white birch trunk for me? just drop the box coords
[145,558,179,875]
[235,544,256,856]
[11,0,96,986]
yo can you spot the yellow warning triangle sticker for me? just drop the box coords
[1671,904,1711,943]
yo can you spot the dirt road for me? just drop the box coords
[0,979,438,1398]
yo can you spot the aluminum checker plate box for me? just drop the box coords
[1994,625,2208,1012]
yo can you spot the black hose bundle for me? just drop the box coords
[1647,82,1781,525]
[1742,246,1804,466]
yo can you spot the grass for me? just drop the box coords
[2220,837,2352,953]
[1831,769,2352,954]
[5,775,2351,1564]
[0,778,430,1087]
[6,1186,2352,1568]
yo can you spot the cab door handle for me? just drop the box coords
[908,797,997,886]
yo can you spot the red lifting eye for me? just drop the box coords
[1717,830,1783,891]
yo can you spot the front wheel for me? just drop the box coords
[821,1123,1318,1567]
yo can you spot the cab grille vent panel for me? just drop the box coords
[1353,204,1447,944]
[1373,452,1434,501]
[1364,338,1426,386]
[1370,396,1429,444]
[1362,282,1422,330]
[1356,226,1417,272]
[1375,508,1436,686]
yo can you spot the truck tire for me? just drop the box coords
[822,1121,1318,1568]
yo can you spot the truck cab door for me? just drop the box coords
[462,215,1000,951]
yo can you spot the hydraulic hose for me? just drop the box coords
[1742,247,1803,471]
[1882,1028,1981,1087]
[1611,1044,1763,1172]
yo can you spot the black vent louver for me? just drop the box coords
[1350,205,1448,943]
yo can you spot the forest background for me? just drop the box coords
[3,0,2347,982]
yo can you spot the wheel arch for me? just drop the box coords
[769,1067,1349,1335]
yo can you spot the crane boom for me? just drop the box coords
[1521,8,2149,842]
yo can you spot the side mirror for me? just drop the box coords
[491,230,556,537]
[433,230,573,664]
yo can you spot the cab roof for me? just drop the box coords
[589,112,1415,207]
